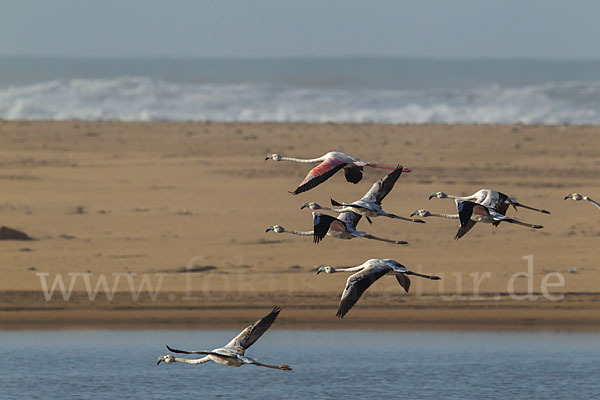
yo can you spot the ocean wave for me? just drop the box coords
[1,77,599,124]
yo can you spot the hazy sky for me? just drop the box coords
[1,0,599,59]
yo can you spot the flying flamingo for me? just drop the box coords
[429,189,550,227]
[316,259,440,318]
[300,165,425,224]
[265,151,411,195]
[312,211,408,244]
[266,210,407,244]
[564,193,600,210]
[157,307,291,371]
[410,200,543,240]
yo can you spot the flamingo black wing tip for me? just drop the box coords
[166,345,187,354]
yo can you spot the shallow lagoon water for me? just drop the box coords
[1,329,599,399]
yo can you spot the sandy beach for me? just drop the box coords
[1,121,599,329]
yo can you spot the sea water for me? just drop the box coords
[1,57,600,124]
[0,329,599,399]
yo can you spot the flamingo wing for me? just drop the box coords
[224,307,281,352]
[336,264,391,318]
[455,201,478,240]
[312,213,340,243]
[455,219,477,240]
[395,273,411,292]
[360,165,404,204]
[492,192,513,226]
[292,158,347,195]
[343,165,363,184]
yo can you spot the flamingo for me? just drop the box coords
[265,151,411,195]
[429,189,550,226]
[564,193,600,210]
[157,307,291,371]
[312,211,408,244]
[266,210,407,244]
[300,165,425,225]
[410,200,544,240]
[316,259,440,318]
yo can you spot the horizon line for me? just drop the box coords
[2,54,600,63]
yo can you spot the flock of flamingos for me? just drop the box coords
[157,151,599,371]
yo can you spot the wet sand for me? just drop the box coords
[0,121,599,329]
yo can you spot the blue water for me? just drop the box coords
[1,57,599,123]
[1,329,599,399]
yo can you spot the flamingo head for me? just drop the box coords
[300,202,321,210]
[157,355,175,365]
[410,209,431,218]
[564,193,584,201]
[265,153,282,161]
[428,192,447,200]
[265,225,285,233]
[316,266,335,274]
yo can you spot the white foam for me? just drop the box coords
[1,77,599,124]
